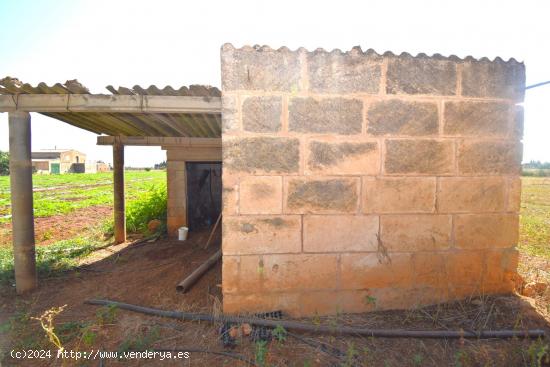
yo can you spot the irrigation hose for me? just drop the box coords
[85,299,546,339]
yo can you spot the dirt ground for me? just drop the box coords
[1,229,550,366]
[0,206,113,247]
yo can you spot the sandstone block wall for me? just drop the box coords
[220,44,525,316]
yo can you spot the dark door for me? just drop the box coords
[186,162,222,231]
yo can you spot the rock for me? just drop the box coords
[228,326,240,338]
[241,323,252,336]
[522,282,548,297]
[147,219,162,232]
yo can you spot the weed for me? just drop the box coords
[364,294,377,307]
[343,342,359,367]
[80,326,97,347]
[255,340,268,367]
[528,339,550,367]
[96,304,118,325]
[32,305,66,352]
[454,350,470,367]
[413,353,423,365]
[272,324,287,343]
[41,229,53,241]
[117,326,160,354]
[125,184,167,234]
[0,234,108,284]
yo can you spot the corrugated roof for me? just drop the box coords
[0,77,221,138]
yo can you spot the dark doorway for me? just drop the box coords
[186,162,222,231]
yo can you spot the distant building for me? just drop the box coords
[31,149,87,174]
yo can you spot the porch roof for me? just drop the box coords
[0,77,222,138]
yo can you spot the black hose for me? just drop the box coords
[85,299,546,339]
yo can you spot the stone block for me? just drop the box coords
[369,287,449,310]
[362,177,436,213]
[221,44,302,92]
[239,176,282,214]
[507,177,522,212]
[384,139,454,175]
[454,214,519,249]
[444,250,485,287]
[223,137,300,174]
[340,252,415,289]
[285,177,359,213]
[260,254,339,291]
[386,55,457,95]
[458,141,522,175]
[514,105,524,139]
[223,292,301,316]
[306,138,379,175]
[222,172,239,215]
[461,60,525,101]
[289,97,363,134]
[222,256,240,294]
[483,248,519,289]
[380,215,452,251]
[307,49,381,94]
[242,96,282,133]
[222,186,238,215]
[299,290,375,316]
[444,101,512,136]
[222,215,302,255]
[221,94,239,133]
[412,252,447,288]
[367,99,438,136]
[303,215,379,252]
[438,177,506,213]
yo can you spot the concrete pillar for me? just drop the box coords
[113,142,126,243]
[9,111,37,294]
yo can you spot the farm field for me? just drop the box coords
[0,176,548,366]
[0,170,166,223]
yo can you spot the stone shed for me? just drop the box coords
[0,44,525,317]
[220,44,525,316]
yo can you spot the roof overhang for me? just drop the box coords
[0,78,223,139]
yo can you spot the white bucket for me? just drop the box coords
[178,226,189,241]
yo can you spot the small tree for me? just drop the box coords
[0,151,9,175]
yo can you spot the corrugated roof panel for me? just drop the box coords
[0,77,221,138]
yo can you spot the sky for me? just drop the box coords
[0,0,549,166]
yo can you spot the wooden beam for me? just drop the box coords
[113,142,126,244]
[97,136,221,147]
[0,94,221,113]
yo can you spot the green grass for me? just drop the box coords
[0,230,108,285]
[0,171,168,285]
[518,177,550,258]
[0,171,166,223]
[522,168,550,177]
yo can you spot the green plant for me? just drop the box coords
[0,151,8,176]
[272,324,287,343]
[343,342,359,367]
[118,326,160,355]
[0,234,108,285]
[96,304,118,325]
[528,339,550,367]
[80,326,97,347]
[413,353,423,365]
[104,183,167,235]
[255,340,268,367]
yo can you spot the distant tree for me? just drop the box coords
[523,160,550,169]
[0,151,9,175]
[154,160,167,170]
